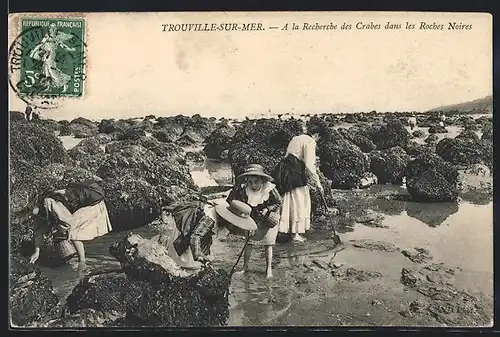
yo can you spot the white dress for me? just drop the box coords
[278,134,321,235]
[246,182,280,245]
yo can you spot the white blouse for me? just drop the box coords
[285,134,321,186]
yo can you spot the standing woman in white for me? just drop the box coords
[272,125,323,243]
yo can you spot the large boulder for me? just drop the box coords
[338,128,376,153]
[203,123,236,160]
[98,119,131,135]
[60,118,98,138]
[369,146,410,185]
[105,234,231,326]
[406,153,459,202]
[10,120,71,170]
[435,138,489,168]
[10,255,59,327]
[424,134,439,146]
[318,141,370,189]
[97,145,198,230]
[455,129,480,142]
[229,119,303,176]
[364,119,411,150]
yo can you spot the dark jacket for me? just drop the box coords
[271,154,308,195]
[226,183,282,233]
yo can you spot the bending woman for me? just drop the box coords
[29,180,112,266]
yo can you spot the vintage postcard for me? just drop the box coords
[8,11,493,329]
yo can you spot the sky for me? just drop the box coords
[8,11,492,120]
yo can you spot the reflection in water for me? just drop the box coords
[405,201,460,227]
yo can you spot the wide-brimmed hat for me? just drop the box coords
[236,164,274,184]
[215,200,258,231]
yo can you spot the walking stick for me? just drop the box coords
[229,234,251,277]
[319,191,342,245]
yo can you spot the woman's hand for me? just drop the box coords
[29,249,40,264]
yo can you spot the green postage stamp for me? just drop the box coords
[12,18,86,100]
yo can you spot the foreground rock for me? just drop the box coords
[112,234,230,326]
[406,153,459,202]
[60,117,98,138]
[10,255,59,327]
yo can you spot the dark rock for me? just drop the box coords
[455,130,480,142]
[369,146,410,185]
[203,123,236,160]
[365,119,411,150]
[42,308,118,328]
[66,273,134,319]
[10,120,71,169]
[60,118,98,138]
[424,134,439,145]
[152,130,175,143]
[117,128,147,141]
[100,175,162,231]
[318,141,370,189]
[405,141,432,158]
[428,125,447,134]
[68,137,107,172]
[481,124,492,141]
[407,170,459,202]
[175,134,198,147]
[98,119,131,134]
[10,111,26,123]
[350,239,397,252]
[435,138,488,168]
[9,255,59,327]
[412,130,425,138]
[405,153,459,202]
[338,128,376,153]
[331,267,382,282]
[401,248,433,264]
[107,234,231,326]
[186,151,206,163]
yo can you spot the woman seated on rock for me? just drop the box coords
[29,179,113,267]
[225,164,282,279]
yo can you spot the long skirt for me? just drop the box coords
[69,201,113,241]
[278,186,311,234]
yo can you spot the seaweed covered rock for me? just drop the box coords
[406,153,459,202]
[100,175,162,231]
[10,120,71,169]
[428,125,447,134]
[229,119,303,176]
[338,128,376,153]
[60,118,98,138]
[107,234,231,326]
[67,137,107,172]
[424,134,439,146]
[152,130,175,143]
[203,123,236,160]
[318,141,370,189]
[412,130,425,138]
[435,138,488,168]
[117,128,147,141]
[105,137,185,161]
[455,129,480,142]
[10,111,26,123]
[457,164,493,204]
[406,171,459,202]
[364,119,410,150]
[98,119,131,135]
[66,273,137,319]
[32,118,62,133]
[481,124,493,141]
[10,255,59,327]
[369,146,410,185]
[186,150,206,163]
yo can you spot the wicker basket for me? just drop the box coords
[55,240,77,262]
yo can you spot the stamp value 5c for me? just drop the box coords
[16,18,86,98]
